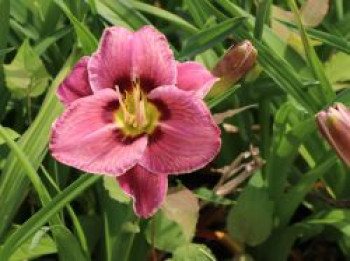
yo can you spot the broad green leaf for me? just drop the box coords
[325,52,350,90]
[0,127,19,145]
[4,40,50,99]
[8,227,57,261]
[168,243,216,261]
[103,176,130,203]
[180,17,247,58]
[145,211,187,252]
[227,185,274,246]
[161,188,199,241]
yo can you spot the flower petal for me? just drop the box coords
[88,26,133,92]
[140,86,221,175]
[176,62,218,98]
[57,56,93,106]
[117,165,168,218]
[132,26,176,92]
[50,89,147,176]
[316,104,350,166]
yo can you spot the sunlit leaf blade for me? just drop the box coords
[0,51,78,238]
[280,20,350,55]
[287,0,335,105]
[180,17,247,58]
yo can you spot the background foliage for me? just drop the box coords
[0,0,350,260]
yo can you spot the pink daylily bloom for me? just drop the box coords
[50,26,221,218]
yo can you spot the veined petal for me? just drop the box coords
[176,62,218,99]
[132,26,176,92]
[88,26,133,92]
[140,86,221,175]
[57,56,93,106]
[117,165,168,218]
[50,89,147,176]
[316,104,350,166]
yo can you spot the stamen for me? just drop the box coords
[115,85,132,123]
[132,76,144,128]
[139,98,148,127]
[133,84,141,122]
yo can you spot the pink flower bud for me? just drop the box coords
[212,40,257,86]
[316,103,350,166]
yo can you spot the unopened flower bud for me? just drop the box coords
[212,40,257,86]
[316,103,350,166]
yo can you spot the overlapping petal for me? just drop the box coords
[117,165,168,218]
[140,86,221,175]
[50,89,147,176]
[132,26,176,92]
[57,56,93,106]
[176,62,218,98]
[88,27,133,92]
[52,25,223,219]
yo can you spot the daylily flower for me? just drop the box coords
[50,26,221,218]
[316,103,350,167]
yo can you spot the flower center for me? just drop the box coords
[114,78,160,137]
